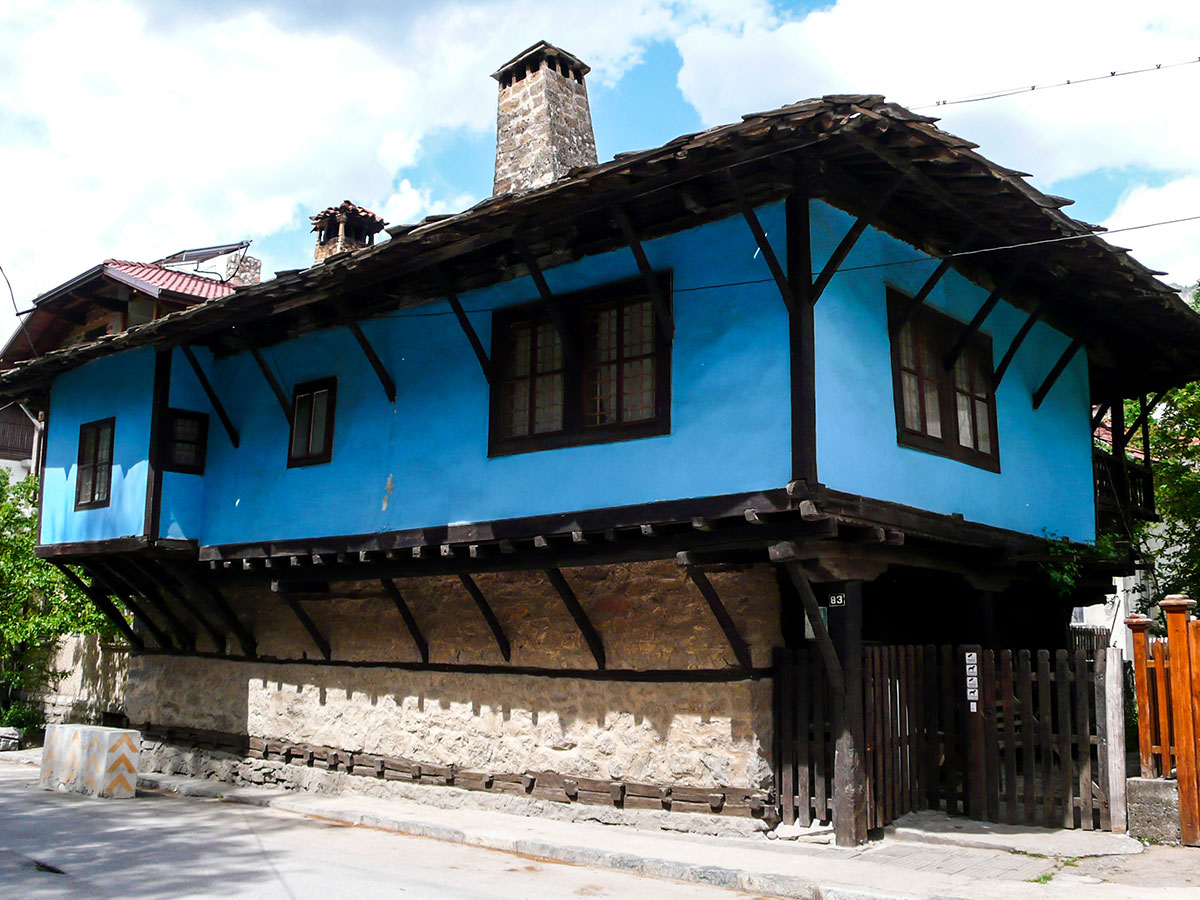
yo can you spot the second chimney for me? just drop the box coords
[492,42,598,196]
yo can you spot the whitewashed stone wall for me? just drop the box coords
[128,561,780,789]
[21,634,128,724]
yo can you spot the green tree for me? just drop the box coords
[0,469,111,724]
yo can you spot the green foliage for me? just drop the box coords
[1039,532,1126,598]
[0,700,45,730]
[0,470,110,709]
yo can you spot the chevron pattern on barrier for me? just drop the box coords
[39,725,141,799]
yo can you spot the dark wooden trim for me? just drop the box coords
[346,322,396,403]
[133,647,772,681]
[774,556,845,696]
[1123,390,1167,445]
[250,347,293,425]
[515,236,575,361]
[160,563,256,658]
[53,562,144,650]
[36,536,151,558]
[543,567,605,670]
[457,573,511,662]
[811,172,907,304]
[888,258,954,336]
[610,204,674,338]
[102,557,195,651]
[286,376,337,468]
[683,565,753,670]
[74,416,115,510]
[726,171,794,312]
[145,349,171,541]
[1032,337,1084,410]
[440,270,494,385]
[280,594,331,660]
[1091,403,1111,432]
[129,558,226,652]
[180,345,239,448]
[160,409,209,475]
[787,192,818,486]
[380,578,429,663]
[992,302,1043,388]
[943,279,1012,372]
[80,559,174,649]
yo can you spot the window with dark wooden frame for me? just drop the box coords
[490,274,671,456]
[75,417,115,510]
[288,377,337,467]
[888,290,1000,472]
[162,409,209,475]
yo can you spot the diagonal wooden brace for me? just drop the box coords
[543,567,605,670]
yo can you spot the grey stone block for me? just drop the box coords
[1126,776,1181,845]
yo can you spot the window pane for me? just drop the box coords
[82,428,96,464]
[97,426,112,463]
[953,356,970,391]
[957,393,974,448]
[293,393,313,457]
[78,465,94,504]
[500,381,530,437]
[590,308,618,364]
[173,416,200,441]
[508,325,531,378]
[975,399,991,454]
[533,374,563,433]
[585,363,617,426]
[923,380,942,438]
[902,372,921,430]
[95,465,110,502]
[622,357,656,422]
[174,443,198,466]
[919,338,939,378]
[309,390,329,455]
[971,356,990,397]
[623,301,654,358]
[535,323,562,374]
[898,323,916,371]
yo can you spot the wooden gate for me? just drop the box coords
[776,643,1124,832]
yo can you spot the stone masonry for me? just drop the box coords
[492,43,598,196]
[127,561,780,793]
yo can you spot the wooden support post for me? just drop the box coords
[992,303,1043,388]
[380,578,429,663]
[543,567,605,670]
[683,565,753,670]
[249,347,293,424]
[610,205,673,338]
[144,349,170,543]
[786,192,817,487]
[131,559,227,653]
[81,561,174,649]
[1123,390,1167,445]
[1161,596,1199,846]
[725,171,795,312]
[1125,614,1154,778]
[1106,645,1128,833]
[811,173,907,304]
[439,270,494,385]
[1091,403,1111,432]
[963,644,988,819]
[180,345,239,448]
[161,561,256,658]
[827,580,867,846]
[281,595,331,661]
[774,554,845,696]
[53,563,144,650]
[104,558,196,651]
[457,573,511,662]
[347,322,396,403]
[1032,337,1084,410]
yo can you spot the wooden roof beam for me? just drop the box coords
[53,562,144,650]
[347,322,396,403]
[724,170,795,314]
[992,301,1043,389]
[543,567,605,670]
[380,578,429,663]
[439,268,494,385]
[610,204,674,338]
[1032,337,1085,410]
[249,347,293,426]
[180,345,240,448]
[458,573,511,662]
[810,171,908,304]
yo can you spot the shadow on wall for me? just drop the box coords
[20,634,129,725]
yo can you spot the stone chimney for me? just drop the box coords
[311,201,387,264]
[492,42,598,196]
[225,253,262,286]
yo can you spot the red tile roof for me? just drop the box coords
[104,260,237,300]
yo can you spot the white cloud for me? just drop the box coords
[1104,178,1200,288]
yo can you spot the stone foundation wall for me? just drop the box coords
[128,561,780,790]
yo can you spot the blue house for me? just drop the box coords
[5,44,1198,844]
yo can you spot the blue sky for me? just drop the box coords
[2,0,1199,336]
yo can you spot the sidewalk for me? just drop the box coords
[2,748,1185,899]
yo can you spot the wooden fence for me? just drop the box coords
[777,642,1126,833]
[1128,598,1200,846]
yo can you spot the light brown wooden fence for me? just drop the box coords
[1128,598,1200,846]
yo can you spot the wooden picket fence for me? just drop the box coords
[777,643,1126,833]
[1128,599,1200,846]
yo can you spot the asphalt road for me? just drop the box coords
[0,765,765,900]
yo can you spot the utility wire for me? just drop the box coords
[0,260,39,358]
[911,55,1200,110]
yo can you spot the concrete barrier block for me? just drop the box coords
[1127,776,1181,845]
[39,724,141,798]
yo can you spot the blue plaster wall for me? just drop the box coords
[810,199,1095,541]
[192,205,793,546]
[40,348,154,544]
[156,346,211,540]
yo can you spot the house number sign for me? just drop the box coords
[828,593,846,607]
[964,650,979,713]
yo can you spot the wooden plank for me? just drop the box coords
[831,581,867,846]
[941,645,958,815]
[782,561,844,695]
[1106,646,1128,834]
[130,559,226,653]
[725,171,794,312]
[1037,650,1055,827]
[1032,337,1084,410]
[812,648,827,823]
[1154,640,1173,778]
[1000,650,1018,825]
[964,645,987,820]
[910,645,924,813]
[923,645,939,811]
[346,322,396,403]
[1162,598,1200,845]
[1075,649,1094,831]
[684,567,752,670]
[1094,651,1111,831]
[1126,616,1154,777]
[776,648,796,825]
[82,561,174,650]
[1018,650,1037,825]
[901,646,913,817]
[870,647,882,828]
[103,558,195,651]
[810,172,906,304]
[888,257,954,336]
[795,648,811,826]
[1122,390,1167,445]
[786,192,817,487]
[1056,649,1074,828]
[983,649,1000,823]
[161,562,256,658]
[890,645,901,821]
[457,573,511,663]
[1191,621,1200,817]
[180,344,239,448]
[544,567,605,670]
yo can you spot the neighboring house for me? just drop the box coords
[2,43,1199,844]
[0,403,37,481]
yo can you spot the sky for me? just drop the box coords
[2,0,1199,337]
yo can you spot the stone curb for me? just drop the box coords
[133,772,932,900]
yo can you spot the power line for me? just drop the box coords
[911,55,1200,111]
[0,260,39,358]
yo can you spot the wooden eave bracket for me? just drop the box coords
[543,567,605,670]
[130,558,227,653]
[610,205,674,338]
[889,229,981,338]
[992,302,1043,389]
[438,268,495,385]
[249,347,293,425]
[942,265,1027,372]
[80,560,175,650]
[380,577,429,663]
[161,560,257,658]
[180,345,240,448]
[458,573,512,662]
[1123,390,1167,445]
[515,237,576,363]
[53,562,145,650]
[724,171,795,314]
[811,171,908,304]
[280,594,331,660]
[347,322,396,403]
[1032,336,1085,410]
[769,546,846,697]
[679,560,754,670]
[103,557,196,651]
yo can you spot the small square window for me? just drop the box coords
[162,409,209,475]
[288,377,337,467]
[76,417,115,510]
